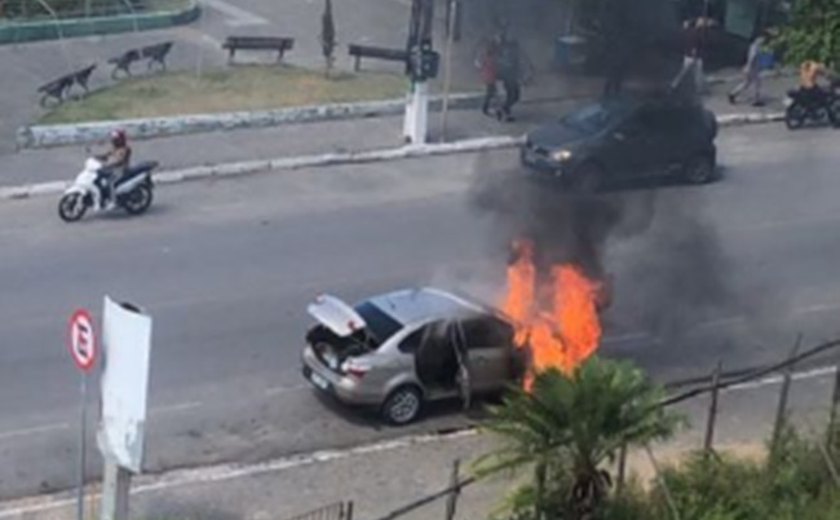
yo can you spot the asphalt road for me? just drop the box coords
[2,123,840,501]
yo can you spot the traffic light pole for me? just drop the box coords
[403,0,434,144]
[404,80,430,144]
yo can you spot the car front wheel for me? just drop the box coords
[683,155,716,185]
[381,386,423,425]
[570,162,604,193]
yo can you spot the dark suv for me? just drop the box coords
[521,96,719,191]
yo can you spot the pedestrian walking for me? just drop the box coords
[672,16,715,95]
[496,33,526,122]
[728,32,769,106]
[476,35,500,116]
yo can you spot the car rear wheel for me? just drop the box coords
[381,386,423,425]
[683,155,716,185]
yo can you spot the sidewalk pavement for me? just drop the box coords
[0,0,796,190]
[1,369,834,520]
[0,67,792,190]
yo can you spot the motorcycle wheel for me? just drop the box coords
[829,98,840,128]
[785,103,807,130]
[121,184,153,215]
[58,193,87,222]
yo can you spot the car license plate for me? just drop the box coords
[310,371,329,391]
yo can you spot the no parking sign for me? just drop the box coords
[67,307,97,520]
[68,309,97,372]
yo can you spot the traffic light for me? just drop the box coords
[420,49,440,80]
[408,44,440,82]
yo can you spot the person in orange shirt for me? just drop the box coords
[799,60,830,109]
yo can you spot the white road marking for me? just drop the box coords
[201,0,269,27]
[602,332,653,345]
[602,300,840,347]
[264,384,308,396]
[798,302,840,315]
[0,429,478,518]
[0,423,69,441]
[727,365,838,393]
[0,402,203,444]
[149,401,203,416]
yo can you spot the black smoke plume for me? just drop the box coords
[468,151,737,340]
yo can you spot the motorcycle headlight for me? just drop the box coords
[551,149,573,161]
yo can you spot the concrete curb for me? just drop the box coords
[0,111,783,203]
[0,135,524,202]
[17,93,485,149]
[0,2,201,45]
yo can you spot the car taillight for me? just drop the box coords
[341,360,370,379]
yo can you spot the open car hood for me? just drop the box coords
[307,294,367,338]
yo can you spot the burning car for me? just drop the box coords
[301,288,527,425]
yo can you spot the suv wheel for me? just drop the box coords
[684,155,716,185]
[381,386,423,425]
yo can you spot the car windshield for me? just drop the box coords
[561,103,624,133]
[354,301,402,346]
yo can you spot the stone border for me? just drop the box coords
[0,111,783,203]
[0,2,200,45]
[17,93,486,149]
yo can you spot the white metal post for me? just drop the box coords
[100,462,131,520]
[404,81,429,144]
[76,374,88,520]
[440,0,457,141]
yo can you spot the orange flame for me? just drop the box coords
[502,239,603,389]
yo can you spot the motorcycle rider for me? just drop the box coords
[798,59,830,112]
[95,129,132,210]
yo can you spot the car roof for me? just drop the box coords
[594,91,703,113]
[367,287,486,326]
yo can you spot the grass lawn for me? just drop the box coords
[40,66,409,124]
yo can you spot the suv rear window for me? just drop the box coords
[354,301,402,346]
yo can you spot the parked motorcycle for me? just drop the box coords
[784,79,840,130]
[58,157,158,222]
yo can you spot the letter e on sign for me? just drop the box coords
[68,309,97,373]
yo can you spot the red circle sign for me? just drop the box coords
[68,309,97,372]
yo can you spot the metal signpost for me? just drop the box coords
[99,297,153,520]
[68,309,98,520]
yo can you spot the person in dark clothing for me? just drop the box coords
[496,34,523,122]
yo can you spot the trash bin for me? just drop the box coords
[554,35,586,71]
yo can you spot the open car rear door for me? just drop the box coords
[450,322,473,411]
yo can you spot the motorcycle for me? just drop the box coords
[784,79,840,130]
[58,157,158,222]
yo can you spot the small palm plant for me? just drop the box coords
[476,357,681,520]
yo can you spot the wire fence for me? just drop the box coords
[0,0,192,21]
[284,501,355,520]
[359,335,840,520]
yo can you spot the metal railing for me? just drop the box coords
[0,0,192,21]
[364,335,840,520]
[285,501,354,520]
